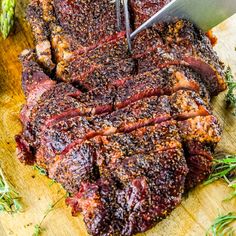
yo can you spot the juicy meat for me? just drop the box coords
[34,90,210,169]
[73,65,207,114]
[59,32,136,89]
[184,142,213,189]
[49,121,184,192]
[133,20,226,95]
[64,122,188,235]
[53,0,124,45]
[16,1,227,236]
[66,149,187,236]
[130,0,172,27]
[178,115,222,189]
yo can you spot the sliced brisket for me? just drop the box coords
[61,122,188,235]
[15,1,228,236]
[130,0,172,27]
[133,20,226,95]
[53,0,124,46]
[34,89,210,168]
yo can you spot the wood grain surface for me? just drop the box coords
[0,1,235,235]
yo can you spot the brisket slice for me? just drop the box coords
[163,20,226,95]
[57,32,136,89]
[20,50,55,98]
[55,122,188,236]
[178,115,222,189]
[60,58,136,90]
[184,142,213,189]
[130,0,172,27]
[53,0,124,46]
[133,20,226,95]
[19,50,56,126]
[21,83,80,145]
[45,114,221,194]
[94,121,182,180]
[20,60,206,153]
[76,66,203,113]
[66,149,187,236]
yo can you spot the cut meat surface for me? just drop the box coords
[19,50,56,125]
[53,0,124,46]
[16,1,227,235]
[64,123,188,235]
[178,115,222,189]
[133,20,226,95]
[62,58,136,90]
[57,32,136,89]
[66,146,187,236]
[72,66,205,115]
[35,90,210,169]
[48,120,184,193]
[130,0,172,27]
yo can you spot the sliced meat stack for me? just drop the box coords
[16,0,226,235]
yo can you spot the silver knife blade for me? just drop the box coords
[131,0,236,39]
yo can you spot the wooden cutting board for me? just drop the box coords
[0,1,235,235]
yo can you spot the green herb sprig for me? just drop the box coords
[33,194,66,236]
[33,224,45,236]
[33,165,47,176]
[0,166,22,213]
[225,67,236,116]
[206,212,236,236]
[204,154,236,200]
[0,0,16,39]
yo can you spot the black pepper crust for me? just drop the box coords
[15,1,228,235]
[17,50,223,236]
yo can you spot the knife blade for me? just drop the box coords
[130,0,236,40]
[123,0,132,52]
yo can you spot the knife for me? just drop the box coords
[130,0,236,40]
[124,0,132,52]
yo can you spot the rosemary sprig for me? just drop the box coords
[204,154,236,200]
[33,165,47,176]
[33,194,66,236]
[225,67,236,115]
[49,179,56,187]
[33,224,45,236]
[0,0,16,39]
[0,166,22,213]
[206,212,236,236]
